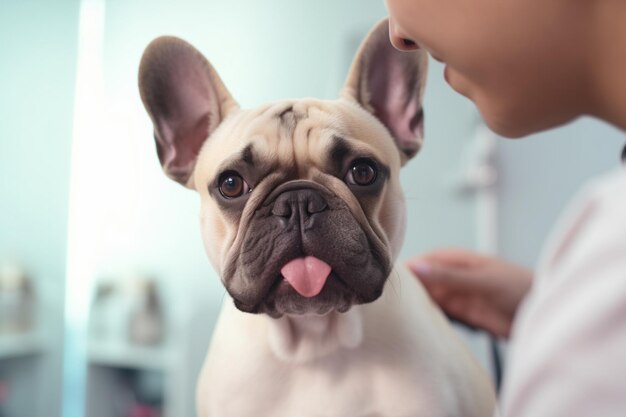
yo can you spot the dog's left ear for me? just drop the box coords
[342,19,428,165]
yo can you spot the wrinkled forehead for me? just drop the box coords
[195,98,400,182]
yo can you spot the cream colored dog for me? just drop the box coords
[139,20,496,417]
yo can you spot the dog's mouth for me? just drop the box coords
[229,245,389,318]
[252,271,360,318]
[232,256,370,318]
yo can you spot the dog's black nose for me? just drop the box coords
[271,188,328,228]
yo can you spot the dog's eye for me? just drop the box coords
[218,172,250,199]
[345,159,378,186]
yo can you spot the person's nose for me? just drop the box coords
[388,18,420,52]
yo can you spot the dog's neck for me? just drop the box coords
[267,308,364,363]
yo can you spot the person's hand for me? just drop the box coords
[406,248,533,339]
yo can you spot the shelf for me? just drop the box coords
[87,341,174,371]
[0,332,45,360]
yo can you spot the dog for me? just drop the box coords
[139,19,496,417]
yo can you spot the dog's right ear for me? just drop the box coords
[139,37,238,188]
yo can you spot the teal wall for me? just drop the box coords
[0,1,79,416]
[0,1,78,270]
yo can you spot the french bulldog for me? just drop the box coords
[139,19,496,417]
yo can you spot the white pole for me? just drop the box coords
[64,1,105,416]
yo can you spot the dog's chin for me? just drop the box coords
[233,273,384,318]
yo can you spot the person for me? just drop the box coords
[383,0,626,416]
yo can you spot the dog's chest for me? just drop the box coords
[201,338,448,417]
[281,354,444,417]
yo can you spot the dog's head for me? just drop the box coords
[139,20,427,318]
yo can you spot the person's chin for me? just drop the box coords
[483,100,578,139]
[470,93,529,138]
[444,67,474,101]
[479,109,527,138]
[447,73,549,138]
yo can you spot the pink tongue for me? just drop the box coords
[280,256,332,298]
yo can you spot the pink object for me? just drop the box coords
[0,381,8,402]
[280,257,332,298]
[130,404,158,417]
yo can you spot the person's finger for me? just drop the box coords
[407,259,479,290]
[410,247,486,268]
[425,282,449,301]
[443,294,511,338]
[443,294,472,317]
[467,295,514,338]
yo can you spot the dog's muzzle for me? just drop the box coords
[225,181,391,317]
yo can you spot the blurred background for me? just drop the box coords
[0,0,624,416]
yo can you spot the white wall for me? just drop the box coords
[496,118,625,268]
